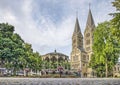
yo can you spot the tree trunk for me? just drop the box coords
[100,72,102,78]
[105,58,108,77]
[13,68,17,76]
[24,70,26,76]
[0,60,4,76]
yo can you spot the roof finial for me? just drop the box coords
[89,3,91,9]
[76,9,78,18]
[54,49,56,53]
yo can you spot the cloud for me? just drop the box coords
[0,0,115,56]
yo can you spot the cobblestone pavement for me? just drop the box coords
[0,78,120,85]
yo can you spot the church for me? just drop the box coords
[70,8,95,77]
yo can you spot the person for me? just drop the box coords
[46,71,48,75]
[41,71,44,75]
[58,66,63,77]
[78,69,81,77]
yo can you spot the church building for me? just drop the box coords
[70,8,95,77]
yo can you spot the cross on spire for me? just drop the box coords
[85,3,95,30]
[76,10,78,18]
[89,3,91,9]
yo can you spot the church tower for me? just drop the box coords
[71,17,87,73]
[72,17,83,50]
[70,6,95,77]
[84,8,95,61]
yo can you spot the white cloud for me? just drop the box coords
[0,0,115,56]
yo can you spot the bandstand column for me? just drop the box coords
[57,55,59,69]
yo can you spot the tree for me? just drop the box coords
[0,23,42,76]
[32,52,42,73]
[90,0,120,78]
[111,0,120,46]
[90,21,120,77]
[0,23,26,75]
[24,43,42,76]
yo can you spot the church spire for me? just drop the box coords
[72,16,83,49]
[84,5,95,52]
[86,6,95,29]
[73,17,82,36]
[74,18,80,33]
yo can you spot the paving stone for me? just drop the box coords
[0,78,120,85]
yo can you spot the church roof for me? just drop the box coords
[86,9,95,29]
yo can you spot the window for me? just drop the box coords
[73,56,78,61]
[83,64,85,66]
[86,47,90,51]
[73,39,76,43]
[114,67,116,71]
[86,40,90,45]
[83,55,86,60]
[72,64,79,69]
[86,33,90,37]
[87,55,89,60]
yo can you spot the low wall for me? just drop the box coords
[0,78,120,85]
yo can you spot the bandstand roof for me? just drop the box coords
[42,50,69,58]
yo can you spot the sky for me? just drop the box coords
[0,0,115,57]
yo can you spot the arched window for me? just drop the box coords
[86,39,90,45]
[58,57,63,62]
[83,55,86,60]
[51,56,57,62]
[86,33,90,37]
[86,47,90,51]
[45,57,49,62]
[73,56,78,61]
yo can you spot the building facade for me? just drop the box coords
[113,62,120,77]
[70,8,95,77]
[42,50,69,70]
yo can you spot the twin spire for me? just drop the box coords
[86,8,95,28]
[73,5,95,35]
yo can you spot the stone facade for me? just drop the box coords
[42,50,69,70]
[70,8,95,77]
[113,62,120,77]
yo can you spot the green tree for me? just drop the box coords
[90,0,120,78]
[111,0,120,46]
[90,21,119,77]
[32,52,42,73]
[0,23,42,76]
[0,23,14,68]
[0,23,26,75]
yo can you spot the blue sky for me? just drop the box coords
[0,0,115,57]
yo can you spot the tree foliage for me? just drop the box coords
[90,0,120,77]
[0,23,42,76]
[90,22,119,77]
[111,0,120,44]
